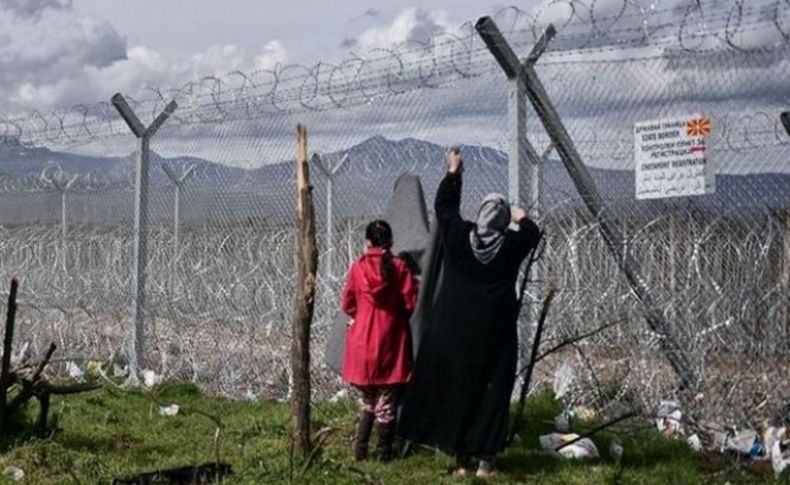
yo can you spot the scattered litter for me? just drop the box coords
[3,466,24,481]
[112,462,232,484]
[112,362,128,378]
[329,389,348,404]
[771,441,789,477]
[10,341,29,368]
[158,404,180,417]
[655,400,683,437]
[749,437,766,461]
[141,369,162,389]
[759,423,786,456]
[85,360,103,377]
[722,428,758,456]
[554,408,573,432]
[609,439,624,460]
[540,433,600,460]
[687,434,702,452]
[244,389,259,403]
[574,405,598,424]
[552,363,574,400]
[67,361,84,380]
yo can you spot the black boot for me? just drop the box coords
[376,420,397,462]
[353,411,375,461]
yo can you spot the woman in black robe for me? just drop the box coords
[397,149,540,478]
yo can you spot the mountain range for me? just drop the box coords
[0,135,787,226]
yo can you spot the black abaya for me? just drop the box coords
[398,171,540,456]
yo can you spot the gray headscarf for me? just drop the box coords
[469,192,510,264]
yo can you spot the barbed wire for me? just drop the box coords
[0,0,789,149]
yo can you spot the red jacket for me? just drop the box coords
[341,248,417,386]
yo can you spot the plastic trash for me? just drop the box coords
[552,363,574,400]
[554,405,600,433]
[141,369,162,389]
[771,441,789,477]
[609,439,624,460]
[540,433,600,460]
[10,342,29,368]
[67,361,84,380]
[749,437,766,460]
[574,405,598,424]
[554,408,573,432]
[3,466,24,481]
[158,404,180,417]
[112,362,128,377]
[329,389,348,404]
[655,400,683,436]
[85,360,103,377]
[687,434,702,452]
[244,389,259,403]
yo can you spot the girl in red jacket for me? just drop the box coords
[341,219,417,462]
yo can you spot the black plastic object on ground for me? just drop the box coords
[781,112,790,137]
[110,462,232,484]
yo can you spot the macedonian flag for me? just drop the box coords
[686,117,711,137]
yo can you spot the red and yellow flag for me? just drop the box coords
[686,117,711,137]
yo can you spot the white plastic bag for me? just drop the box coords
[540,433,600,459]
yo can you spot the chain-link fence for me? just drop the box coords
[0,1,788,424]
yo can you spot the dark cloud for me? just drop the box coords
[0,0,71,18]
[339,37,358,49]
[363,8,379,18]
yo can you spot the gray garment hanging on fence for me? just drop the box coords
[325,173,433,374]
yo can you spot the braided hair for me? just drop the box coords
[365,219,394,281]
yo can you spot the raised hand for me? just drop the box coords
[446,149,464,174]
[511,206,527,223]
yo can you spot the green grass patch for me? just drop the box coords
[0,384,782,484]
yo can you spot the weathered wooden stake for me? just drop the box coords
[291,123,318,457]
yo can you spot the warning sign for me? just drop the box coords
[634,115,715,200]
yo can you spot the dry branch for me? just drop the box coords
[0,279,98,435]
[554,411,637,453]
[0,278,18,433]
[508,287,557,445]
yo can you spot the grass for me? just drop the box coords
[0,382,784,484]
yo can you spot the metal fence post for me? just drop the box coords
[43,166,77,244]
[478,19,555,373]
[162,162,195,290]
[112,93,178,384]
[43,166,77,272]
[508,78,527,205]
[313,153,350,281]
[476,16,696,389]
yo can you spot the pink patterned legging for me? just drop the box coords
[355,385,400,424]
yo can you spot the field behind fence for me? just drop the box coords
[0,1,788,426]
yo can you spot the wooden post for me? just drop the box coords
[0,278,18,434]
[291,124,318,457]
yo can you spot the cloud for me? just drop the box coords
[339,37,358,49]
[254,40,287,71]
[0,5,126,87]
[0,4,287,113]
[351,7,457,50]
[0,0,71,18]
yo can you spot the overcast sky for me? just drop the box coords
[1,0,787,175]
[0,0,511,113]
